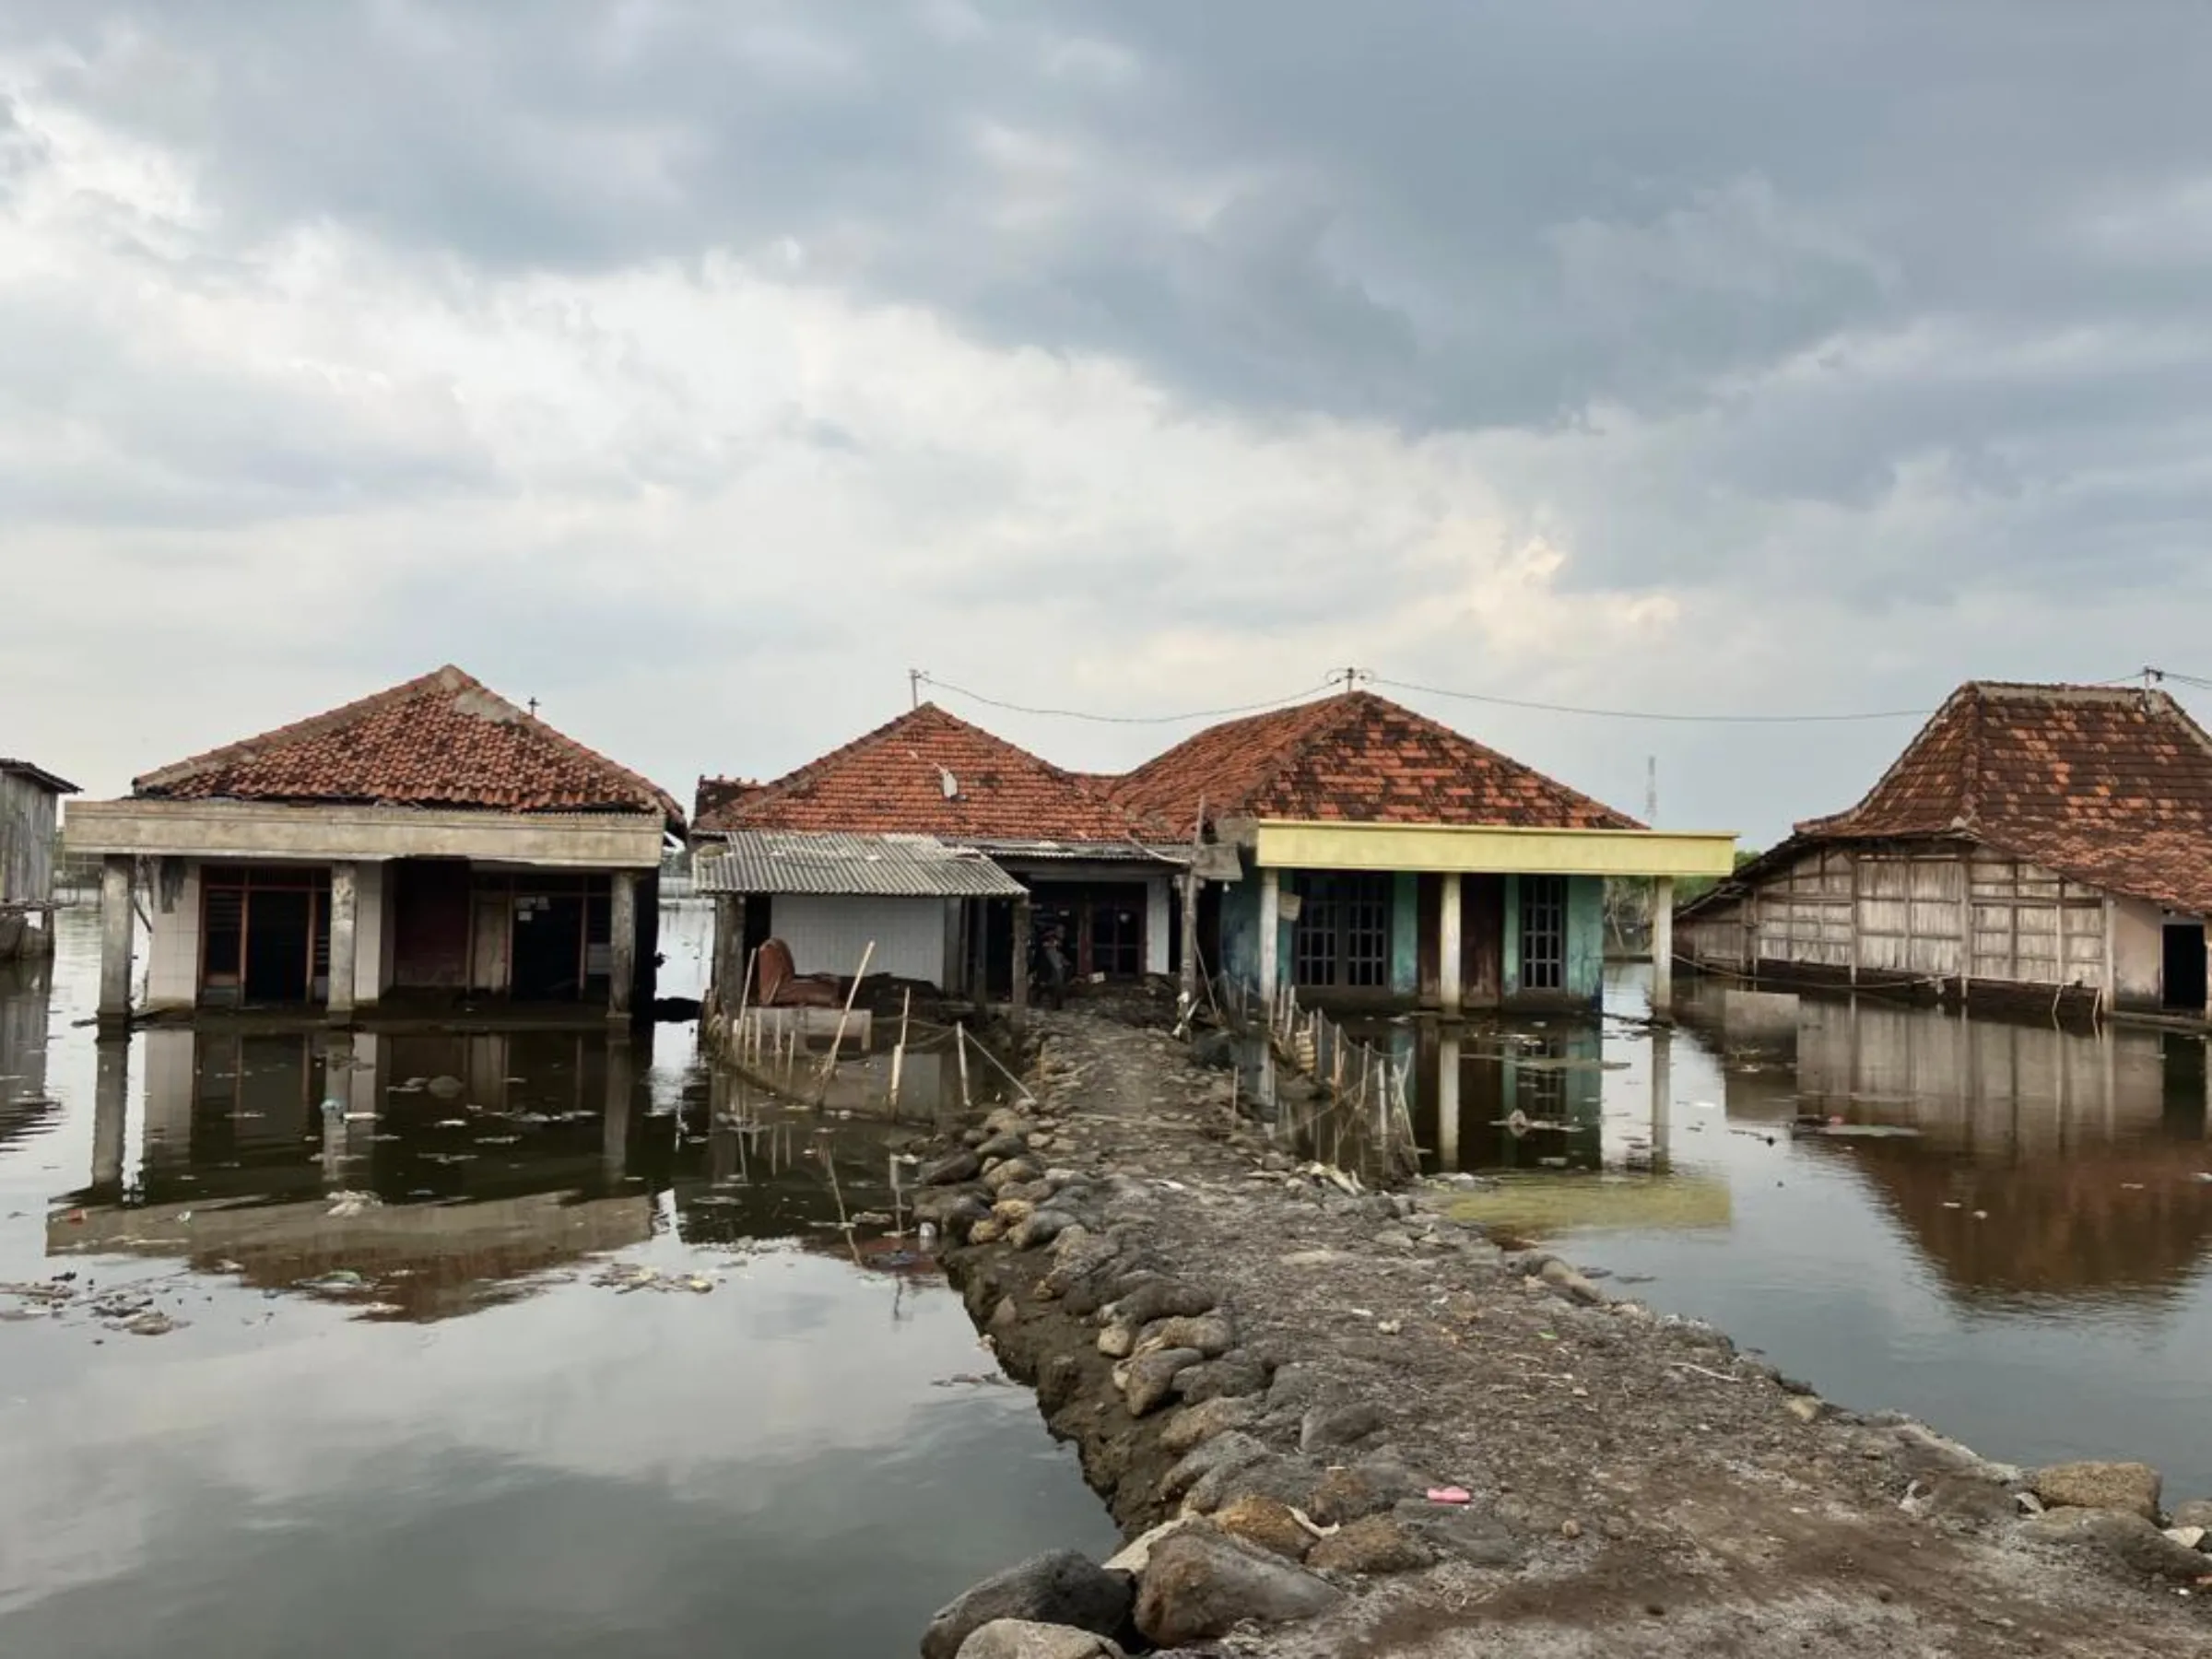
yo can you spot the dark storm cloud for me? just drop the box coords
[7,0,2212,627]
[12,2,2209,515]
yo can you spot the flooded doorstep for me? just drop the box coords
[0,909,1113,1658]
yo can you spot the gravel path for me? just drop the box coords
[947,1007,2212,1657]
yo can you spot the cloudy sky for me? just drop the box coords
[5,2,2209,844]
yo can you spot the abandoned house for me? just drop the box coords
[62,665,685,1023]
[1674,681,2212,1020]
[1111,690,1735,1012]
[1,759,79,960]
[691,704,1185,1003]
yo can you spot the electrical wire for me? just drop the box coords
[1364,675,1935,724]
[916,673,1337,725]
[919,666,2183,729]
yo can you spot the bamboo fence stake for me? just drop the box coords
[814,940,877,1105]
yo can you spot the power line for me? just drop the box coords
[1366,675,1935,724]
[914,665,2180,730]
[915,672,1339,725]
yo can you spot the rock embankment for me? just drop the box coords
[913,1012,2212,1657]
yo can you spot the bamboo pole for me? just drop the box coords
[814,940,877,1105]
[888,987,912,1118]
[730,947,759,1065]
[960,1024,1039,1104]
[955,1019,972,1112]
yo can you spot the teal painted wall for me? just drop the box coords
[1391,873,1418,996]
[1566,875,1605,1002]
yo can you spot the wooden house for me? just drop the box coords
[1675,681,2212,1019]
[62,666,684,1024]
[1112,691,1735,1013]
[0,759,79,959]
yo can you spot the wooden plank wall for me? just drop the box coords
[0,773,59,905]
[1679,841,2108,993]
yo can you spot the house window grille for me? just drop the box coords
[1290,874,1394,988]
[1520,876,1567,992]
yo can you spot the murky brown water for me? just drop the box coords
[0,904,1112,1658]
[1380,969,2212,1498]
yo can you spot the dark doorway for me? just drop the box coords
[2161,921,2206,1013]
[393,860,472,989]
[243,888,315,1003]
[1416,874,1506,1006]
[1464,875,1505,1003]
[512,892,588,1000]
[1029,881,1148,980]
[199,864,328,1006]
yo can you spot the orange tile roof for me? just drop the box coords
[1795,681,2212,914]
[133,665,684,826]
[696,703,1165,846]
[1113,690,1640,831]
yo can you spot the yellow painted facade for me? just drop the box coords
[1252,820,1737,877]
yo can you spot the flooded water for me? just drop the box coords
[1394,968,2212,1499]
[0,905,1112,1658]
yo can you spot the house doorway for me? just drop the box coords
[393,859,472,989]
[199,864,330,1007]
[1029,881,1148,979]
[2160,920,2206,1014]
[511,890,590,1000]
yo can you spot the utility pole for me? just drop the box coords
[1645,755,1658,825]
[910,668,924,710]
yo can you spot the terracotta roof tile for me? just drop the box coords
[1112,691,1640,831]
[132,665,684,827]
[1795,680,2212,914]
[697,703,1166,846]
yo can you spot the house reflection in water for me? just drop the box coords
[1778,997,2212,1300]
[0,953,56,1155]
[1404,1018,1670,1175]
[54,1024,655,1319]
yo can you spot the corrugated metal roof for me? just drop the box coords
[963,838,1188,864]
[694,831,1028,898]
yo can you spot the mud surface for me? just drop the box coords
[946,1008,2212,1656]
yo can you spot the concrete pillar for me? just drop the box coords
[2100,896,2117,1020]
[1436,1030,1461,1170]
[1651,876,1676,1024]
[604,1035,633,1178]
[712,894,748,1015]
[1178,866,1201,1021]
[1650,1029,1673,1171]
[92,1038,129,1193]
[1258,868,1281,1011]
[1439,872,1465,1016]
[942,900,967,995]
[321,1033,355,1189]
[98,855,135,1026]
[607,870,638,1020]
[1010,894,1032,1033]
[1145,877,1171,976]
[326,861,358,1019]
